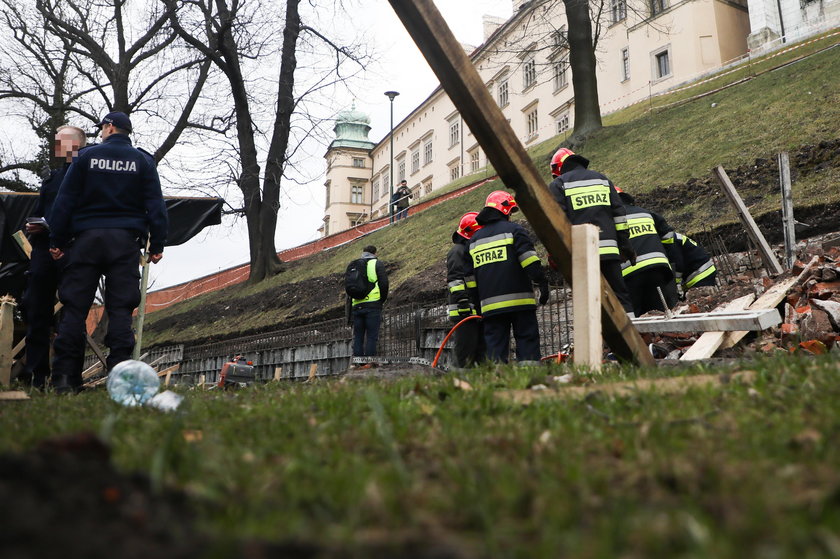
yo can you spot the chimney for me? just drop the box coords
[483,15,506,41]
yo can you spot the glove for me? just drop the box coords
[538,281,550,305]
[457,298,473,317]
[619,246,636,266]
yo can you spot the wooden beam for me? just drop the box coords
[633,308,780,333]
[778,152,795,269]
[572,225,601,371]
[0,390,29,401]
[12,231,32,259]
[85,334,108,368]
[714,166,784,275]
[387,0,652,365]
[0,298,14,386]
[679,294,755,360]
[273,367,282,381]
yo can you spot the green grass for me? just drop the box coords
[142,33,840,347]
[5,356,840,556]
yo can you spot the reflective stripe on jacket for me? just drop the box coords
[674,234,717,288]
[548,162,629,261]
[446,237,481,321]
[352,258,382,306]
[620,207,674,279]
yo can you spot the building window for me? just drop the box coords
[325,184,330,207]
[621,47,630,81]
[556,112,570,134]
[654,49,671,79]
[526,107,539,139]
[651,0,666,16]
[611,0,626,23]
[351,185,364,204]
[372,179,380,201]
[424,181,432,196]
[450,163,460,182]
[470,150,480,172]
[411,149,420,174]
[423,140,433,166]
[498,79,509,107]
[553,58,568,91]
[352,157,365,168]
[398,160,406,181]
[448,119,460,148]
[523,57,537,90]
[383,172,390,192]
[553,26,567,47]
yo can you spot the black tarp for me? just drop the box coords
[0,193,224,297]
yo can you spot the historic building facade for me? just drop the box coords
[322,0,755,236]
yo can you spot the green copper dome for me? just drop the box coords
[330,102,375,150]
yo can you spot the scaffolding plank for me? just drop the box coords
[387,0,653,365]
[572,225,601,371]
[680,294,755,361]
[632,308,780,333]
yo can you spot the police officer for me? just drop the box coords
[615,187,680,315]
[672,233,717,292]
[48,111,168,393]
[467,191,549,363]
[22,126,86,389]
[348,245,389,359]
[446,211,486,368]
[548,148,636,316]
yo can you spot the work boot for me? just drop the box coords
[51,374,82,395]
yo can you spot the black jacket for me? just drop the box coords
[29,163,70,249]
[446,235,480,322]
[674,233,717,288]
[620,201,676,284]
[548,156,630,261]
[466,208,545,317]
[49,134,168,253]
[351,252,389,309]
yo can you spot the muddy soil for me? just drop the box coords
[147,139,840,348]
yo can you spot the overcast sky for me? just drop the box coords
[148,0,513,292]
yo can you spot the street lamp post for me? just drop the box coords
[385,90,399,224]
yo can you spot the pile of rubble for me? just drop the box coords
[647,236,840,359]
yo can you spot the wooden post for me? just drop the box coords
[273,367,282,381]
[572,225,601,371]
[778,152,795,269]
[307,363,317,382]
[133,245,151,360]
[387,0,653,365]
[0,297,15,386]
[713,166,785,275]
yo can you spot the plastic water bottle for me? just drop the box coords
[107,360,160,407]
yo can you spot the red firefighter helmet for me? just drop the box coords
[457,211,482,239]
[614,185,624,193]
[550,148,575,177]
[485,190,518,216]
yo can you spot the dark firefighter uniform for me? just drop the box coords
[619,195,680,315]
[350,252,389,357]
[467,206,547,363]
[548,153,635,315]
[673,233,717,290]
[446,232,485,367]
[49,132,168,391]
[22,162,73,387]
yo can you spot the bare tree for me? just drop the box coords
[165,0,369,283]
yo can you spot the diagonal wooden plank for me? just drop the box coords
[680,294,755,361]
[387,0,652,365]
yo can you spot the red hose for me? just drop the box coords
[432,314,482,368]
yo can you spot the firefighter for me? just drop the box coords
[615,187,680,315]
[467,191,549,363]
[446,211,486,368]
[672,233,717,292]
[548,148,636,316]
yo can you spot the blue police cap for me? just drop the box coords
[96,111,133,133]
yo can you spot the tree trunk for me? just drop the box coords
[564,0,603,142]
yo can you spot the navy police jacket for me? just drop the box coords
[49,134,168,253]
[29,163,71,249]
[466,208,545,318]
[549,156,630,261]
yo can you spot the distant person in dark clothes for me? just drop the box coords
[48,111,168,393]
[347,245,389,358]
[446,211,486,368]
[466,191,549,363]
[392,180,412,220]
[21,125,86,389]
[671,233,718,293]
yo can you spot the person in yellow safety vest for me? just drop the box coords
[548,148,636,316]
[446,211,486,368]
[672,233,718,291]
[615,187,680,315]
[466,191,549,363]
[346,245,389,358]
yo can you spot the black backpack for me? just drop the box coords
[344,258,375,299]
